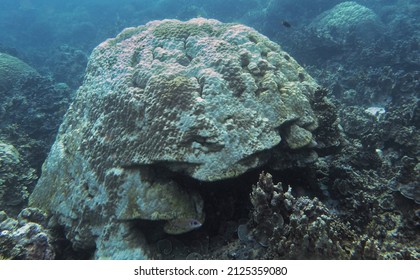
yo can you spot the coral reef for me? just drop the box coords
[271,3,420,259]
[338,99,419,206]
[0,53,72,174]
[0,51,69,214]
[150,168,419,260]
[29,18,332,259]
[248,172,355,259]
[0,1,417,260]
[202,170,418,260]
[0,208,54,260]
[42,45,88,90]
[0,53,37,92]
[309,2,384,47]
[310,87,343,151]
[0,141,36,216]
[308,134,419,259]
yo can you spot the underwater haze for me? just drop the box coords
[0,0,418,87]
[0,0,419,260]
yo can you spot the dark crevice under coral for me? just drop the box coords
[118,138,419,260]
[121,160,339,259]
[49,226,93,260]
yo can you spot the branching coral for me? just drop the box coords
[249,172,356,259]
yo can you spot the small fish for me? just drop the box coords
[282,20,292,28]
[163,218,202,235]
